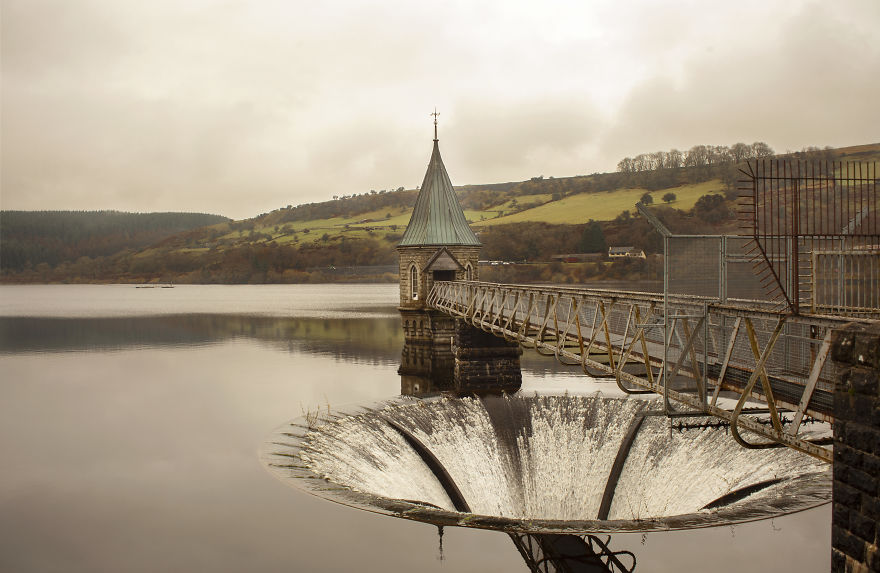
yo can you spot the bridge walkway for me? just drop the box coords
[427,280,874,463]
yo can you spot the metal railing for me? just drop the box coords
[427,280,872,462]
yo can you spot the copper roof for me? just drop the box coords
[398,139,481,247]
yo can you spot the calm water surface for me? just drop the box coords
[0,284,829,572]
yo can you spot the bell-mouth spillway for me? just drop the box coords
[261,394,831,533]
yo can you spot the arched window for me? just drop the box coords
[410,264,419,300]
[465,263,473,281]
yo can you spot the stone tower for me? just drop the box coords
[396,118,480,390]
[396,118,520,395]
[397,121,481,310]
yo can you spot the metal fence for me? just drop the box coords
[811,248,880,316]
[662,232,844,412]
[737,160,879,315]
[665,235,770,302]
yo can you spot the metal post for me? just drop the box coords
[663,235,671,414]
[702,301,709,407]
[720,235,728,303]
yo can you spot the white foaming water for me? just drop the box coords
[609,415,821,520]
[300,411,454,510]
[296,395,829,523]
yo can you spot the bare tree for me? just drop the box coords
[685,145,709,166]
[731,143,751,162]
[751,141,774,158]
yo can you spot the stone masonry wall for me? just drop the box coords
[831,322,880,573]
[397,246,480,308]
[453,319,522,395]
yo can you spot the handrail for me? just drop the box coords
[428,280,848,462]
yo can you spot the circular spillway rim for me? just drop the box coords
[260,395,831,534]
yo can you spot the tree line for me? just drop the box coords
[616,142,775,174]
[1,210,228,272]
[3,234,399,285]
[269,188,418,223]
[1,189,738,284]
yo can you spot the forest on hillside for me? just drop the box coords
[1,211,229,273]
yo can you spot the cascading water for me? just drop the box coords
[262,394,830,533]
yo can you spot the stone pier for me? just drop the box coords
[831,322,880,573]
[453,320,522,395]
[399,311,522,396]
[399,309,456,395]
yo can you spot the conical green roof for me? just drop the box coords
[398,140,481,247]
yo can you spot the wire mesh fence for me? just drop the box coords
[665,234,879,317]
[665,235,779,303]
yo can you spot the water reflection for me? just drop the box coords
[0,315,404,364]
[0,314,588,381]
[398,339,454,396]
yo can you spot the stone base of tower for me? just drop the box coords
[399,342,455,396]
[399,310,522,396]
[398,309,456,396]
[399,308,456,349]
[452,320,522,395]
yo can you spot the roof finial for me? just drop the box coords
[431,108,439,142]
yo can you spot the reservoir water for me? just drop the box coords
[0,284,831,572]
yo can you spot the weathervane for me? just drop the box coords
[431,108,439,141]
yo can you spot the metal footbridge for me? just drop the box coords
[427,160,879,463]
[428,280,868,463]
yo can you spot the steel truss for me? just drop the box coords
[510,532,635,573]
[428,281,873,463]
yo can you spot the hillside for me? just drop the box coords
[3,142,876,284]
[1,211,229,275]
[198,142,879,244]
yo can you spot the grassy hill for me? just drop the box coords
[3,142,877,284]
[477,180,724,226]
[206,142,880,243]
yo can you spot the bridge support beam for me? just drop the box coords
[831,322,880,573]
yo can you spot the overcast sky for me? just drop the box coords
[2,0,878,220]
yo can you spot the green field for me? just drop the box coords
[202,179,728,246]
[475,180,725,226]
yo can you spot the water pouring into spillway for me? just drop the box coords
[262,395,830,533]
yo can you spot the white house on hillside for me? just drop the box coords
[608,246,646,259]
